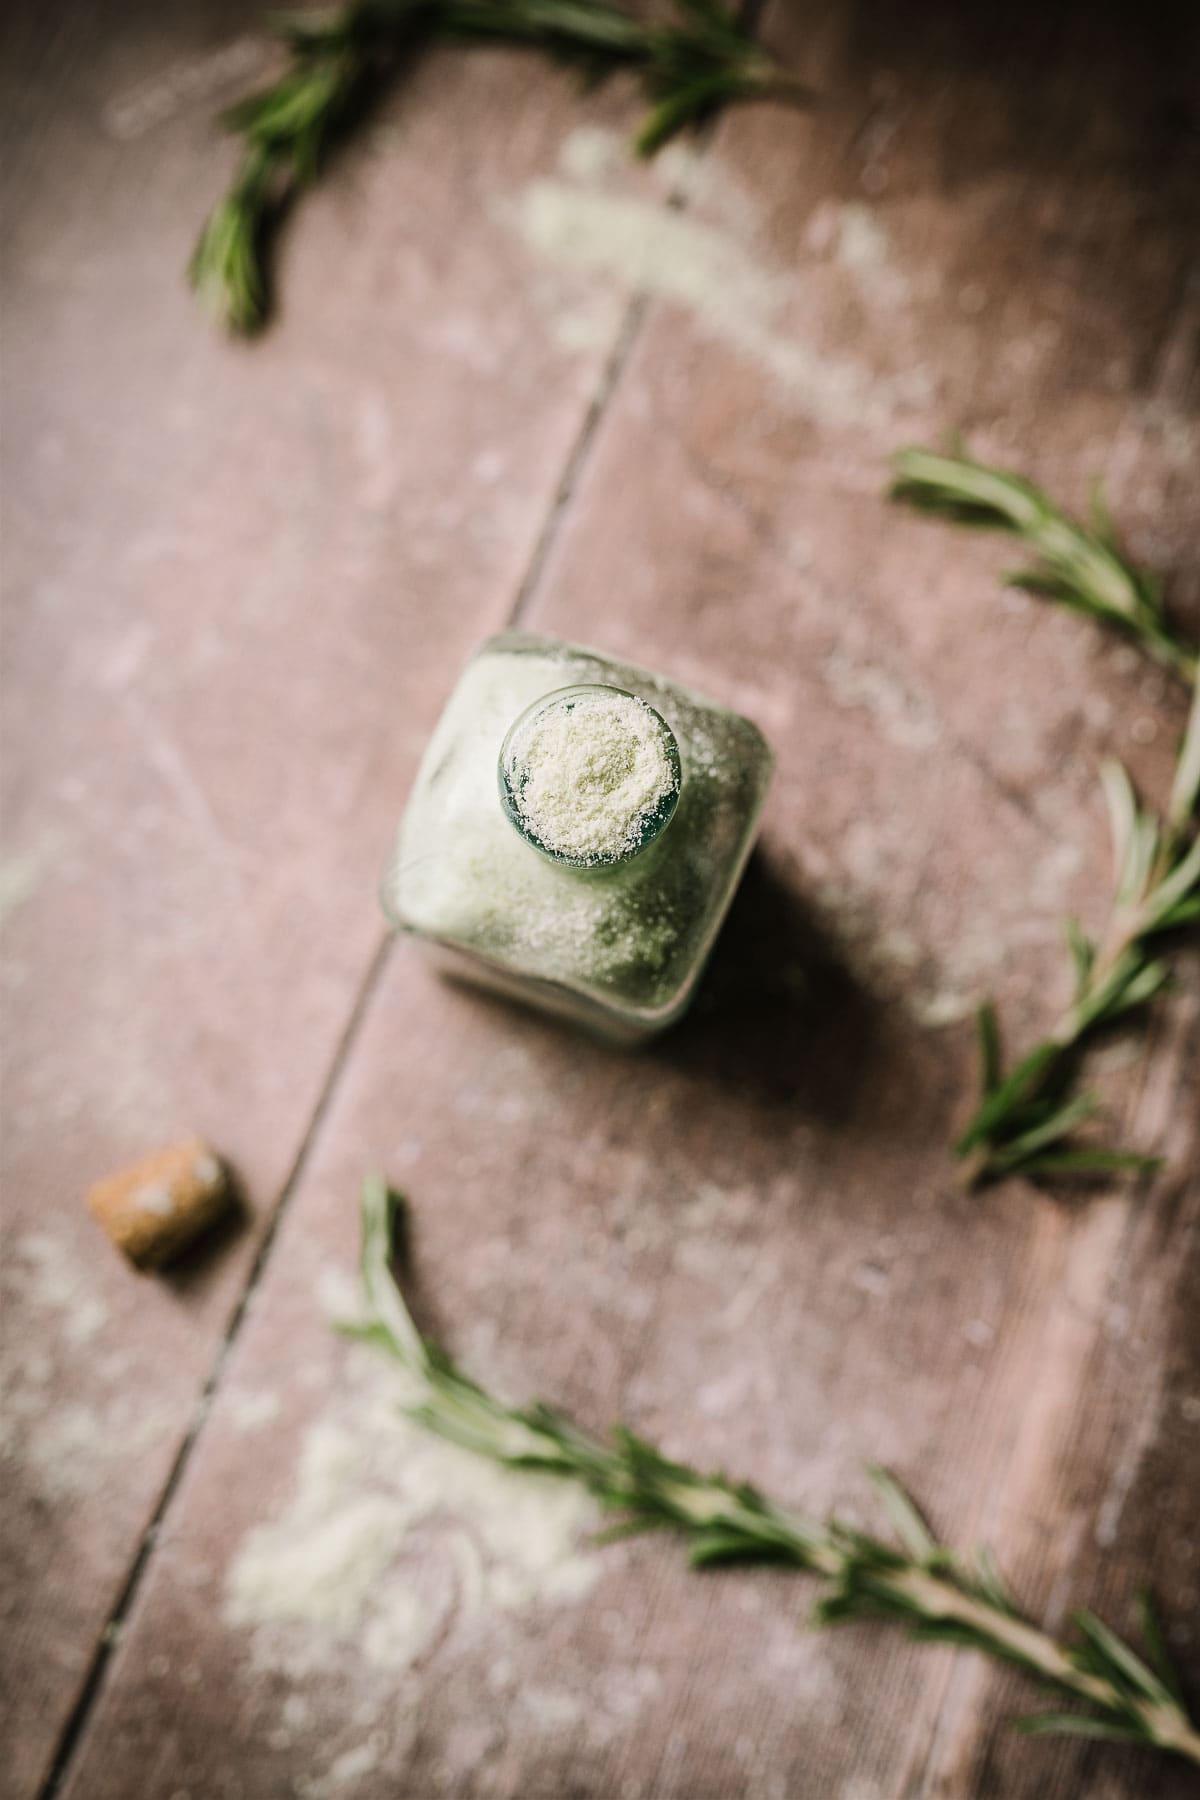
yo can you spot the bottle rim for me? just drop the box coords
[497,684,682,870]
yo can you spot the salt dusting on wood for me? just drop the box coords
[224,1352,600,1675]
[508,180,931,428]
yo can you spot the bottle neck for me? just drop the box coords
[498,684,681,870]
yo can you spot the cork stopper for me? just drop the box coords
[86,1137,232,1270]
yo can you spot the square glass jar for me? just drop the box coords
[381,631,773,1042]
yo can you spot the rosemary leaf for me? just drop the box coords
[1072,1608,1177,1707]
[1016,1149,1162,1179]
[890,448,1197,682]
[864,1463,938,1564]
[954,1037,1066,1156]
[975,1000,1003,1096]
[1169,684,1200,828]
[188,144,276,333]
[1016,1714,1149,1745]
[349,1178,1200,1770]
[1138,1592,1190,1712]
[972,1546,1019,1618]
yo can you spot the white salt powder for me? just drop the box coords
[505,689,677,864]
[223,1356,599,1678]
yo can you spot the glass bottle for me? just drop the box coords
[381,631,773,1042]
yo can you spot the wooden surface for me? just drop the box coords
[2,2,1198,1797]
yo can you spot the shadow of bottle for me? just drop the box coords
[654,846,943,1143]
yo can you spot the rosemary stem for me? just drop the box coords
[193,0,811,330]
[894,450,1198,1184]
[1052,927,1137,1049]
[882,1569,1200,1764]
[431,1391,1200,1767]
[1055,686,1199,1049]
[542,1446,1200,1765]
[885,1569,1105,1693]
[351,1179,1200,1769]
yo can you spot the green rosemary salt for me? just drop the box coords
[503,688,679,865]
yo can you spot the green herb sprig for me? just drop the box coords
[349,1177,1200,1769]
[891,449,1197,683]
[891,450,1199,1186]
[191,0,812,333]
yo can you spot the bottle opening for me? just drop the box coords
[498,684,682,869]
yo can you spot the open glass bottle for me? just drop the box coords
[382,631,773,1042]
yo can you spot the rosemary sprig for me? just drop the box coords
[348,1176,1200,1768]
[890,448,1198,683]
[891,450,1199,1186]
[191,0,811,333]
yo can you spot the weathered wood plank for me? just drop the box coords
[0,7,654,1793]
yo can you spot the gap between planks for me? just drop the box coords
[38,931,394,1800]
